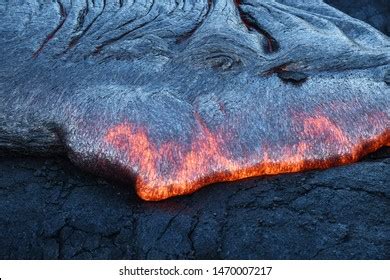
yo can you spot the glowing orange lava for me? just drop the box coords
[104,113,389,201]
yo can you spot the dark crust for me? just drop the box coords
[0,148,389,259]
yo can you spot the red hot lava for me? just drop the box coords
[104,111,389,201]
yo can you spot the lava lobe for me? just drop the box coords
[0,0,389,200]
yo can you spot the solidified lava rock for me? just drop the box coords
[277,71,308,85]
[0,150,389,259]
[325,0,390,36]
[0,0,389,200]
[385,70,390,85]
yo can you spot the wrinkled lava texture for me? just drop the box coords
[1,0,389,201]
[0,0,389,259]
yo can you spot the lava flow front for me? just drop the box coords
[104,112,389,201]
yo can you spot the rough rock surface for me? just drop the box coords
[1,0,389,200]
[0,148,389,259]
[325,0,389,36]
[0,0,389,259]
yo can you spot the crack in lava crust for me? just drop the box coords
[104,113,389,201]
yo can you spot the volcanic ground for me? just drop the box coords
[0,0,389,259]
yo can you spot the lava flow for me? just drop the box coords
[103,109,389,201]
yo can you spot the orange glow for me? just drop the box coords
[104,113,389,201]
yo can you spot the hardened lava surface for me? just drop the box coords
[0,149,389,259]
[1,0,389,200]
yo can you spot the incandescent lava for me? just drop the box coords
[105,111,389,201]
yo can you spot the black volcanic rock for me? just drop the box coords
[326,0,390,36]
[0,150,389,259]
[277,71,308,85]
[385,70,390,85]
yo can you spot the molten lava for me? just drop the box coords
[104,110,389,201]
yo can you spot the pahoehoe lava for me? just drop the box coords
[0,0,389,201]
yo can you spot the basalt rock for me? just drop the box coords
[0,149,389,259]
[385,69,390,85]
[325,0,390,36]
[0,0,389,201]
[276,71,308,85]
